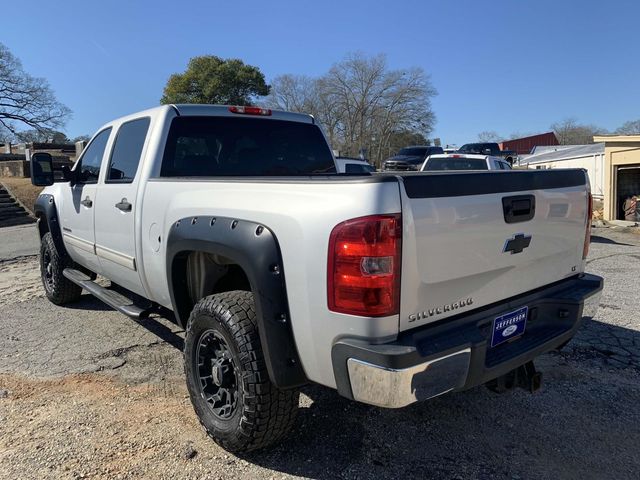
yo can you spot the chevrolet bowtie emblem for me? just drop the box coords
[503,233,532,254]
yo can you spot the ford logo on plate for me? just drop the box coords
[502,325,518,337]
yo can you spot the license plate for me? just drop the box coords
[491,306,528,347]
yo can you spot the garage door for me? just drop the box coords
[616,165,640,220]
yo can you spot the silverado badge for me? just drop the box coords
[408,298,474,322]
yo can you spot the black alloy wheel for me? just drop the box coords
[196,329,239,420]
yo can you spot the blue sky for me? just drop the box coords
[4,0,638,146]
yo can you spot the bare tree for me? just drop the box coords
[506,131,535,140]
[551,118,606,145]
[477,130,501,142]
[265,74,341,147]
[616,119,640,135]
[72,134,91,143]
[322,53,436,165]
[0,43,70,135]
[265,74,318,112]
[15,129,70,144]
[0,125,12,143]
[265,53,437,166]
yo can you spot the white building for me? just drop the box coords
[519,144,605,200]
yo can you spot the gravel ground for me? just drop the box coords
[0,226,639,479]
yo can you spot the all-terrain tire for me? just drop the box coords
[40,232,82,305]
[184,290,299,453]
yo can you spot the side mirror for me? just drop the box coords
[30,152,54,186]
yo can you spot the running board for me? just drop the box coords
[63,268,152,319]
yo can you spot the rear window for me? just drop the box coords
[398,147,429,156]
[424,158,488,171]
[160,116,336,177]
[107,117,150,183]
[344,163,375,174]
[459,143,495,154]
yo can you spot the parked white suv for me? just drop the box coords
[30,104,602,453]
[335,156,376,174]
[421,153,512,171]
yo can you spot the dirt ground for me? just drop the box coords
[0,176,42,214]
[0,257,42,306]
[0,226,639,479]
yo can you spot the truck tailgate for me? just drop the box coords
[398,170,589,331]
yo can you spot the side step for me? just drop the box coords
[63,268,152,319]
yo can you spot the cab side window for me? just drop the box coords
[77,128,112,183]
[107,117,151,183]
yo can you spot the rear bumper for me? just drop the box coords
[331,273,603,408]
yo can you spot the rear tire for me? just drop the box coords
[184,291,299,453]
[39,232,82,305]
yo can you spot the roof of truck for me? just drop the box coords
[428,153,498,161]
[172,104,315,124]
[95,104,315,133]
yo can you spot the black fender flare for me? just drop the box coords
[34,194,68,257]
[165,215,306,389]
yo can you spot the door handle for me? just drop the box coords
[502,194,535,223]
[81,196,93,208]
[115,198,132,212]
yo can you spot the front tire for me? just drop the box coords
[40,232,82,305]
[184,291,299,453]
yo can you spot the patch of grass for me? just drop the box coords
[0,177,43,214]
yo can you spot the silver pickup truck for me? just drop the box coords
[30,104,603,452]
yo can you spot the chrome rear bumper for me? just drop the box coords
[347,349,471,408]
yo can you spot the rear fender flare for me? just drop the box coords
[165,215,306,389]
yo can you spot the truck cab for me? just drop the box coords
[421,153,512,171]
[382,145,444,171]
[458,142,518,165]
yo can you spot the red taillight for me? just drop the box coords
[328,214,402,317]
[228,106,272,116]
[583,193,592,259]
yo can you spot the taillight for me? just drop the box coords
[583,193,592,259]
[328,214,402,317]
[228,106,272,116]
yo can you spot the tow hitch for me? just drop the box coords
[486,361,542,394]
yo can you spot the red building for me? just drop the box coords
[500,132,559,155]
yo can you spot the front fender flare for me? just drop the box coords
[34,194,68,256]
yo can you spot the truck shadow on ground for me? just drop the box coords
[63,294,186,350]
[62,294,114,312]
[238,318,640,480]
[136,314,184,351]
[590,234,635,246]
